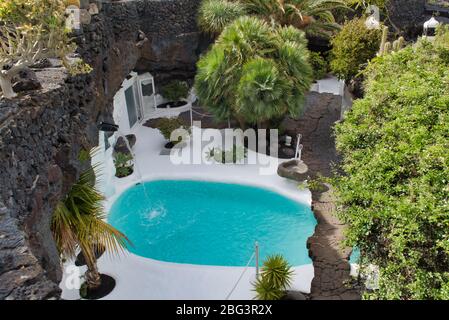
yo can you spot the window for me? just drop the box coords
[125,86,138,128]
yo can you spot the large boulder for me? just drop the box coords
[277,159,309,182]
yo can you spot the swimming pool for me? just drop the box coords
[108,180,316,267]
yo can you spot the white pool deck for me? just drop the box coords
[60,76,346,300]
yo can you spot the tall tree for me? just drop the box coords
[51,163,130,292]
[195,16,312,128]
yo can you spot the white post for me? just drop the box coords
[190,105,193,128]
[295,134,302,159]
[255,241,259,279]
[152,78,157,111]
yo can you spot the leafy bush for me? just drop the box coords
[198,0,246,35]
[206,145,247,164]
[254,254,294,300]
[0,0,76,98]
[114,152,133,178]
[160,81,189,102]
[329,17,381,82]
[309,51,328,81]
[156,117,188,142]
[334,30,449,299]
[195,16,312,127]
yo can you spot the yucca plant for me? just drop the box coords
[195,16,312,128]
[198,0,247,35]
[254,254,294,300]
[51,161,130,294]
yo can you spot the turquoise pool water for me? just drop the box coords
[109,180,316,266]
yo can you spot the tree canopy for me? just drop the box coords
[194,16,312,127]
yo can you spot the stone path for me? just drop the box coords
[284,92,361,300]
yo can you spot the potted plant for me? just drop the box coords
[253,254,294,300]
[157,80,190,108]
[114,152,134,178]
[156,117,189,149]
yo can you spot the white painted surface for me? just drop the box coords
[61,110,314,300]
[312,75,345,96]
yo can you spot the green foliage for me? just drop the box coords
[0,0,76,98]
[309,51,328,81]
[67,59,93,76]
[160,80,190,102]
[254,254,294,300]
[329,17,381,82]
[51,164,130,269]
[156,117,188,141]
[198,0,246,35]
[206,145,247,164]
[113,152,133,178]
[344,0,388,9]
[334,31,449,299]
[241,0,348,37]
[195,16,312,126]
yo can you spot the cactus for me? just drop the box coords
[397,36,405,49]
[384,42,392,54]
[378,25,389,56]
[392,40,400,51]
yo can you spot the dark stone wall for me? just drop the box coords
[0,0,202,299]
[387,0,427,39]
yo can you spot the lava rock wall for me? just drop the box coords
[0,0,202,299]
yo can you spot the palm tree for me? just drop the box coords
[198,0,247,35]
[242,0,348,37]
[197,0,348,38]
[51,163,130,292]
[195,16,312,128]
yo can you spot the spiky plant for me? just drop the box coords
[240,0,348,37]
[197,0,247,35]
[195,16,312,128]
[260,254,294,289]
[253,254,294,300]
[51,163,130,291]
[254,276,285,300]
[0,0,76,99]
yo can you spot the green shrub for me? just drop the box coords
[114,152,133,178]
[198,0,246,35]
[160,80,189,102]
[334,30,449,299]
[329,17,381,82]
[195,16,312,127]
[156,117,188,142]
[254,254,294,300]
[206,145,247,164]
[309,51,328,81]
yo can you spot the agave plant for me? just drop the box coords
[51,161,130,292]
[253,254,294,300]
[195,16,312,128]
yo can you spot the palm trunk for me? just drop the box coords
[82,250,101,290]
[0,74,17,99]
